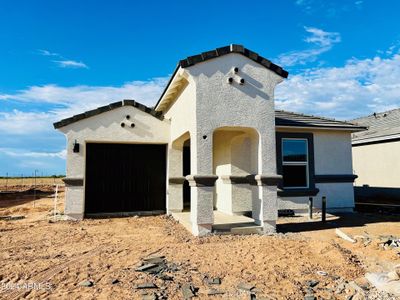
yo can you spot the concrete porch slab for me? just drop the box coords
[171,211,259,234]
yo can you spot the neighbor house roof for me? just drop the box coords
[275,110,366,131]
[53,100,163,129]
[54,99,366,131]
[351,108,400,145]
[155,44,289,111]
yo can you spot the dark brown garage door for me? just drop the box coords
[85,143,166,214]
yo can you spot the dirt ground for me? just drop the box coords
[1,187,400,299]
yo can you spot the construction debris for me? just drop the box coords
[207,288,225,295]
[135,282,158,289]
[366,270,400,296]
[79,280,94,287]
[0,215,25,221]
[336,228,356,243]
[237,282,255,291]
[380,238,400,249]
[181,284,197,299]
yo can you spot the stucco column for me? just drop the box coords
[167,147,184,213]
[186,175,218,236]
[62,177,85,220]
[250,175,282,234]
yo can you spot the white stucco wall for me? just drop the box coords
[186,53,282,175]
[276,128,355,212]
[353,141,400,188]
[59,105,170,217]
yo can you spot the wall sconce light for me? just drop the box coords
[73,140,80,153]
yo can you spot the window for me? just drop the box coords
[281,138,308,188]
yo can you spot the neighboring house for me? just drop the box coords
[352,109,400,204]
[54,44,365,236]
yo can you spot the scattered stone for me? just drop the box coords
[305,280,319,288]
[111,278,120,284]
[142,293,157,300]
[181,284,196,299]
[143,256,165,264]
[207,277,222,285]
[207,288,225,295]
[238,282,255,291]
[348,281,365,294]
[136,263,157,272]
[79,280,94,287]
[316,270,328,276]
[0,215,25,221]
[136,282,158,289]
[158,274,173,281]
[336,282,346,294]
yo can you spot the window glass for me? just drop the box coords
[281,138,308,188]
[282,139,307,162]
[282,165,307,187]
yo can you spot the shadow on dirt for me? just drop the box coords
[278,212,400,233]
[0,188,55,208]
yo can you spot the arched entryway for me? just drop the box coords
[213,127,259,216]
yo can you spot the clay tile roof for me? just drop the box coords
[53,100,163,129]
[351,108,400,144]
[275,110,366,131]
[179,44,288,78]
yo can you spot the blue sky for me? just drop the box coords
[1,0,400,175]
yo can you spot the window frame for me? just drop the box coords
[276,132,317,196]
[281,138,309,189]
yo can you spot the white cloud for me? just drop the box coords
[275,52,400,120]
[53,60,88,69]
[37,49,88,69]
[0,110,54,135]
[37,49,59,57]
[0,148,66,159]
[0,78,168,135]
[276,27,341,67]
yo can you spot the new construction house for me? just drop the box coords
[54,45,366,236]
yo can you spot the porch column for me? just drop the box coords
[250,174,282,234]
[186,175,218,236]
[167,147,184,213]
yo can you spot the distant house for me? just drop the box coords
[352,109,400,205]
[54,44,365,236]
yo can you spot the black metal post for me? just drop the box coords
[308,197,313,220]
[322,196,326,223]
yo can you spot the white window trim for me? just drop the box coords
[281,138,309,189]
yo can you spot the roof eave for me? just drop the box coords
[276,125,367,132]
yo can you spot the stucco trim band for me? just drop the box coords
[278,188,320,197]
[247,174,283,186]
[186,175,219,187]
[314,174,358,183]
[62,177,84,186]
[220,175,249,184]
[168,177,186,184]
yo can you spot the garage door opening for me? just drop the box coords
[85,143,166,216]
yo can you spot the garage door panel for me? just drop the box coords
[85,143,166,214]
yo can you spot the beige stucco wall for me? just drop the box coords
[213,129,258,214]
[353,141,400,188]
[276,128,355,212]
[59,105,170,217]
[182,53,282,227]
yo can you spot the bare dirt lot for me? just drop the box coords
[1,186,400,299]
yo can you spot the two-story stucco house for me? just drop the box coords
[54,45,365,236]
